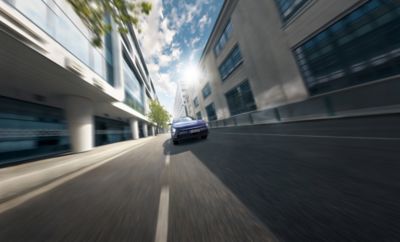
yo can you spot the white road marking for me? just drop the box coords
[0,143,146,214]
[216,132,400,141]
[165,154,170,166]
[154,186,170,242]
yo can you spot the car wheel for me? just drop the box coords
[201,135,208,139]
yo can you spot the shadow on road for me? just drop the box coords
[162,119,400,242]
[162,137,207,155]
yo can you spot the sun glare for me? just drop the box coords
[182,64,201,85]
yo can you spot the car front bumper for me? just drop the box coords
[172,128,208,141]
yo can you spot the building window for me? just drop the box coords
[196,111,202,120]
[274,0,309,22]
[123,56,145,114]
[95,117,131,146]
[218,45,243,80]
[294,0,400,95]
[104,14,115,86]
[193,97,200,107]
[0,96,70,165]
[205,103,217,121]
[214,20,233,56]
[225,80,257,116]
[202,83,212,99]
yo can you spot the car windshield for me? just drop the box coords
[173,117,193,123]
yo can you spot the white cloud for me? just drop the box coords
[138,0,178,95]
[153,72,177,98]
[190,37,201,48]
[198,15,210,31]
[137,0,218,112]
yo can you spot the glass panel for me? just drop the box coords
[123,58,144,114]
[205,103,217,121]
[95,117,131,147]
[202,83,212,98]
[0,96,70,165]
[225,80,257,116]
[6,0,108,80]
[294,0,400,95]
[275,0,309,22]
[214,20,233,56]
[219,45,243,80]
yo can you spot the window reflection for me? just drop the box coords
[225,80,257,116]
[123,57,145,114]
[294,0,400,95]
[0,96,70,165]
[5,0,107,80]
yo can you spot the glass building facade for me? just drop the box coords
[294,0,400,95]
[0,96,70,165]
[95,117,131,147]
[0,0,157,164]
[123,56,145,114]
[3,0,112,84]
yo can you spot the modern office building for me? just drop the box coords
[0,0,158,164]
[186,0,400,123]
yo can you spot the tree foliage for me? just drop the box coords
[67,0,152,47]
[148,100,170,130]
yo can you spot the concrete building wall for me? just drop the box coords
[188,0,378,122]
[231,0,308,108]
[189,0,308,121]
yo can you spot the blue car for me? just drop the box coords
[171,117,208,145]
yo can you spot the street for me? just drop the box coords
[1,115,400,242]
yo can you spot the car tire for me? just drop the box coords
[201,135,208,139]
[173,140,179,145]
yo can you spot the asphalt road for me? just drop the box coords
[1,115,400,241]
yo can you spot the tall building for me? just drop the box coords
[0,0,158,164]
[173,82,187,118]
[186,0,400,123]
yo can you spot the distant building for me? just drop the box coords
[0,0,157,164]
[186,0,400,123]
[173,82,187,118]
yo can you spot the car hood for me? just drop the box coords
[173,120,206,129]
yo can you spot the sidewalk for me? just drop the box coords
[0,137,154,203]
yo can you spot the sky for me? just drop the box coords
[138,0,224,115]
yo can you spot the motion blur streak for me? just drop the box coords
[1,115,400,241]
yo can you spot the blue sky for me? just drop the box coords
[138,0,224,114]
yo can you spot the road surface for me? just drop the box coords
[1,115,400,241]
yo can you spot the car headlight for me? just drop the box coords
[171,128,176,134]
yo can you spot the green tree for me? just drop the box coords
[67,0,152,47]
[148,100,170,134]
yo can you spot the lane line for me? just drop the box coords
[154,186,170,242]
[215,132,400,141]
[0,143,146,214]
[165,154,170,166]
